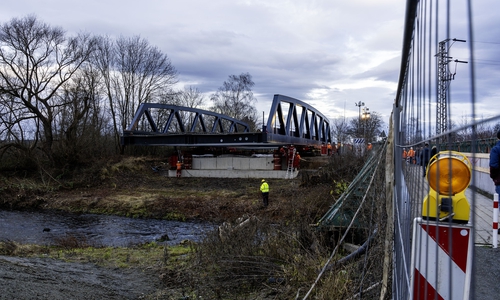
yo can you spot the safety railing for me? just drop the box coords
[393,0,500,299]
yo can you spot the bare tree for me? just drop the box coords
[454,114,498,141]
[93,35,121,152]
[210,73,258,130]
[94,35,178,153]
[53,62,110,165]
[331,117,350,145]
[348,111,384,143]
[476,121,494,140]
[114,36,178,128]
[178,85,206,109]
[0,15,96,164]
[405,117,423,144]
[171,86,206,132]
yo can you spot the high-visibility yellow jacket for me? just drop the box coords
[260,182,269,193]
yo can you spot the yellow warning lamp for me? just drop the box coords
[422,151,471,223]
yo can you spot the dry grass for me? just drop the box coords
[148,152,389,299]
[0,237,192,270]
[1,153,388,299]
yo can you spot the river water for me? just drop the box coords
[0,209,216,247]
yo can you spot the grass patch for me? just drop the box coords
[0,239,194,270]
[162,211,187,221]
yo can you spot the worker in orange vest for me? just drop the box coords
[402,148,407,163]
[407,147,415,164]
[327,142,333,156]
[176,161,182,177]
[293,152,301,171]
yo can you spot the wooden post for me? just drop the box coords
[380,111,394,300]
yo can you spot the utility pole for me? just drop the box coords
[436,38,467,144]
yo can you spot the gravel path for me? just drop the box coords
[0,255,162,299]
[474,246,500,299]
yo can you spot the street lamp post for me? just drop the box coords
[361,107,370,143]
[355,101,365,135]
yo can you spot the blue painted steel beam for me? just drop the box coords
[125,103,251,133]
[265,94,331,145]
[122,96,331,147]
[122,103,259,146]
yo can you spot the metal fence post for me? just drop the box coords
[493,193,498,248]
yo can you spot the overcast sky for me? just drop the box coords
[2,0,499,131]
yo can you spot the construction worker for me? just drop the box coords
[176,161,182,178]
[293,152,301,171]
[407,147,415,164]
[420,143,431,177]
[260,179,269,207]
[279,146,286,156]
[402,148,407,163]
[327,142,333,156]
[288,145,295,159]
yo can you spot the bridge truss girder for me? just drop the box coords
[121,96,331,147]
[265,94,331,146]
[125,103,251,134]
[122,103,258,146]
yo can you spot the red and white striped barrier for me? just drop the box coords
[410,217,472,300]
[493,193,498,249]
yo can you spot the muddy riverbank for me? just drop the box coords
[0,255,162,300]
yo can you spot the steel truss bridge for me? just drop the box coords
[121,94,331,148]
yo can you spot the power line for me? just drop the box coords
[450,57,500,65]
[472,40,500,45]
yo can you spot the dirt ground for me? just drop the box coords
[2,248,497,300]
[0,255,162,299]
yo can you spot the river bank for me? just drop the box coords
[1,156,340,299]
[3,155,500,299]
[0,156,325,223]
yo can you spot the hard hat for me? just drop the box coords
[261,179,266,182]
